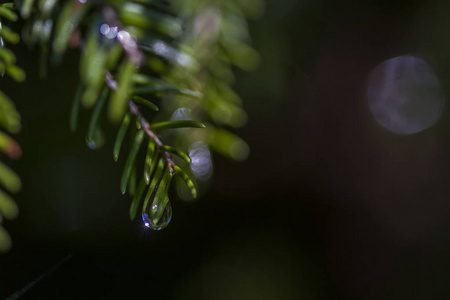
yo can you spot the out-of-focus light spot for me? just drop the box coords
[153,41,168,56]
[100,23,118,40]
[229,140,250,161]
[107,27,117,39]
[0,22,3,48]
[367,55,444,134]
[32,20,43,35]
[116,29,143,64]
[42,19,53,38]
[171,108,192,121]
[78,0,87,3]
[212,106,232,125]
[189,142,213,181]
[149,40,195,68]
[117,30,131,43]
[99,23,109,35]
[41,0,56,14]
[194,8,221,40]
[144,222,150,227]
[176,53,193,67]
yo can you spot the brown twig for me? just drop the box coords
[105,71,176,173]
[99,4,176,171]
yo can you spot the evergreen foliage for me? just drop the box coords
[0,0,261,251]
[0,1,23,252]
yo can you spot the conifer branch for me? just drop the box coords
[0,0,260,236]
[106,71,176,172]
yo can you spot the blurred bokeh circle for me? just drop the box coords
[367,55,444,134]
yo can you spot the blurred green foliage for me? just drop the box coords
[0,3,23,252]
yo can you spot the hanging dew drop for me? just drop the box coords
[142,201,172,230]
[86,138,97,150]
[142,164,173,230]
[85,128,105,150]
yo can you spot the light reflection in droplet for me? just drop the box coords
[189,142,213,180]
[367,55,444,134]
[142,201,172,230]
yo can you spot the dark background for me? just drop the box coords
[3,0,450,299]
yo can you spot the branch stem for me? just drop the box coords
[99,4,144,65]
[106,71,176,173]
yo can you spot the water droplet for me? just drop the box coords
[142,201,172,230]
[141,165,173,230]
[85,128,105,150]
